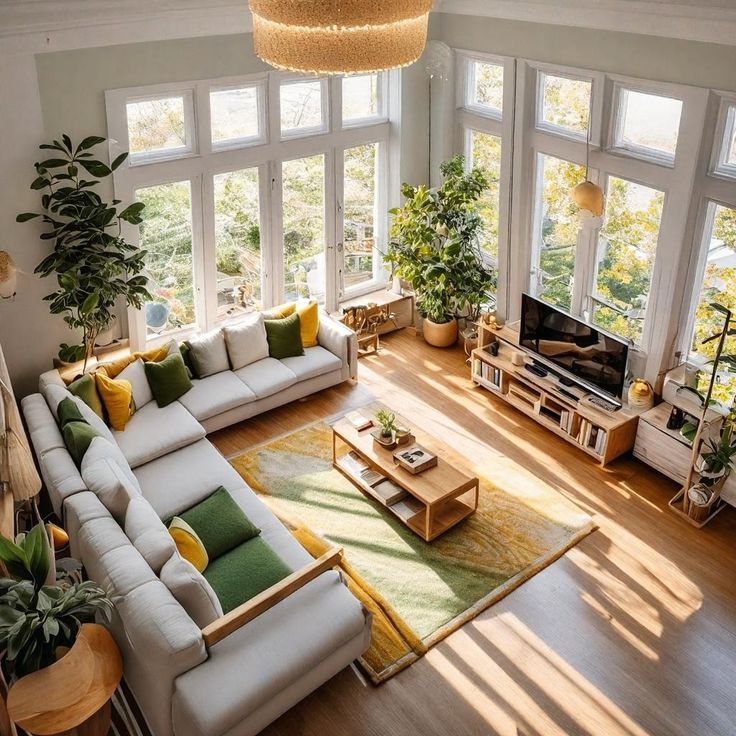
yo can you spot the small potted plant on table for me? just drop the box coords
[372,409,397,448]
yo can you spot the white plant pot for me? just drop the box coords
[96,317,117,347]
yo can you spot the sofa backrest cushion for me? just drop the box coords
[81,442,141,524]
[117,359,153,410]
[125,497,177,574]
[160,550,223,628]
[187,329,229,378]
[223,313,269,370]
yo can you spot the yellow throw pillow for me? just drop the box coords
[95,372,134,431]
[262,301,296,319]
[296,300,319,348]
[99,345,171,378]
[168,517,209,573]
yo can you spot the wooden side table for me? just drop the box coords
[7,624,122,736]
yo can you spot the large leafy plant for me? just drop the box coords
[385,155,496,324]
[0,523,112,680]
[17,134,151,367]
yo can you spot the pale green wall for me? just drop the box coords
[434,13,736,91]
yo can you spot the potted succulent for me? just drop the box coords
[373,409,397,447]
[17,134,151,370]
[385,155,496,348]
[0,523,112,681]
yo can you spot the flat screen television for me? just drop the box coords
[519,293,628,402]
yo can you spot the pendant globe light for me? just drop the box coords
[572,94,604,220]
[249,0,432,75]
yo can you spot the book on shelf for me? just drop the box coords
[361,469,385,486]
[339,451,370,476]
[390,496,424,521]
[345,410,372,431]
[372,479,407,505]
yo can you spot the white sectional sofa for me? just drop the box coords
[21,312,371,736]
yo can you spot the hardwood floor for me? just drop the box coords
[210,330,736,736]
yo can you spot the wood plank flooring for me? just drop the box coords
[210,330,736,736]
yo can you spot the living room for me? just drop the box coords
[0,2,735,735]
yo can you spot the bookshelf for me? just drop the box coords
[471,322,641,466]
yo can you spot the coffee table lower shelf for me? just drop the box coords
[333,452,478,542]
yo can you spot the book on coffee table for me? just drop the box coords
[393,444,438,475]
[345,410,373,431]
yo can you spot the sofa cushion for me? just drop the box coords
[234,358,297,400]
[118,359,153,410]
[95,371,134,431]
[223,313,269,370]
[177,371,255,422]
[44,383,116,446]
[81,448,140,524]
[57,397,84,428]
[125,497,177,574]
[62,421,99,467]
[177,487,260,560]
[133,439,248,520]
[187,329,229,379]
[113,401,205,469]
[83,436,141,494]
[144,353,193,408]
[67,373,105,420]
[168,517,209,573]
[280,346,342,382]
[203,537,291,614]
[160,551,223,628]
[264,312,303,360]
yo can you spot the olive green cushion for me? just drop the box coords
[68,373,105,420]
[143,353,192,408]
[57,397,85,428]
[264,312,304,360]
[178,487,260,560]
[62,420,99,467]
[203,537,292,613]
[179,342,194,378]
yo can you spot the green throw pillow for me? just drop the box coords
[264,312,304,360]
[143,353,193,408]
[68,373,105,420]
[204,537,292,613]
[62,421,99,467]
[179,342,194,378]
[57,397,85,428]
[178,487,260,560]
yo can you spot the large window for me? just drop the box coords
[591,177,664,343]
[107,72,392,347]
[532,155,586,311]
[468,130,502,261]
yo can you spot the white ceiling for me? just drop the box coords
[2,0,736,52]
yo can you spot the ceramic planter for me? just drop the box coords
[423,317,458,348]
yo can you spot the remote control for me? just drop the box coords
[558,388,579,402]
[587,395,621,412]
[524,363,548,378]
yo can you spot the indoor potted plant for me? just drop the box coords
[17,134,151,370]
[0,523,113,681]
[373,409,397,447]
[385,155,496,348]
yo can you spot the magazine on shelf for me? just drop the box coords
[390,496,424,520]
[372,479,408,505]
[340,451,370,476]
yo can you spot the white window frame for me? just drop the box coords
[279,75,330,140]
[125,87,197,166]
[107,70,396,350]
[340,72,389,128]
[710,95,736,179]
[458,51,506,121]
[608,80,684,168]
[209,76,268,152]
[455,49,515,313]
[534,65,593,143]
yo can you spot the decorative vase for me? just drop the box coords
[422,317,458,348]
[627,378,654,410]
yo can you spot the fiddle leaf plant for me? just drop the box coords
[17,134,151,368]
[385,155,496,324]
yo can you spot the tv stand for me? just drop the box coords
[471,322,641,466]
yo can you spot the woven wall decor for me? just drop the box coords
[249,0,432,75]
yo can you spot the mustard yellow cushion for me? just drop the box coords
[94,372,134,431]
[99,345,171,378]
[261,301,296,320]
[168,517,209,573]
[296,300,319,348]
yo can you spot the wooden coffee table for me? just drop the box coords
[332,413,479,542]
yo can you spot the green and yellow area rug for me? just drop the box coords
[229,421,596,684]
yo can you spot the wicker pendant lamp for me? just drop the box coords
[249,0,432,75]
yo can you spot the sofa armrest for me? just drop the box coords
[201,547,343,648]
[318,313,358,380]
